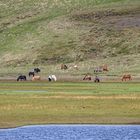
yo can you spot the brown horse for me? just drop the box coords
[32,76,41,81]
[83,74,91,81]
[94,65,108,73]
[61,64,68,70]
[122,74,132,81]
[101,65,108,72]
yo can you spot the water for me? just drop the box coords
[0,125,140,140]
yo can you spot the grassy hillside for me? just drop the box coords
[0,0,140,74]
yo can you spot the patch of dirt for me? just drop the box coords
[70,8,140,30]
[104,14,140,29]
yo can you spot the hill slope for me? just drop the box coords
[0,0,140,68]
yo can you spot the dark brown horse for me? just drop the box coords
[122,74,132,81]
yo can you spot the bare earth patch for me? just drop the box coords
[104,14,140,29]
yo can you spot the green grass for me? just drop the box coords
[0,81,140,128]
[0,82,140,95]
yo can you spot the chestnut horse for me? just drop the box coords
[83,74,91,81]
[61,64,68,70]
[32,76,41,81]
[122,74,132,81]
[101,65,108,72]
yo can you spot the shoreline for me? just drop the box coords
[1,123,140,130]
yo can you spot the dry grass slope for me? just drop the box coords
[0,0,140,74]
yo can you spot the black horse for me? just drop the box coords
[94,76,100,83]
[34,68,41,73]
[17,75,27,81]
[28,68,40,77]
[29,72,35,77]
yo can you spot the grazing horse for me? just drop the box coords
[74,65,78,70]
[32,76,41,81]
[29,68,40,77]
[17,75,26,81]
[61,64,68,70]
[122,74,132,81]
[83,74,91,81]
[94,67,102,73]
[102,65,108,71]
[29,72,35,77]
[48,75,57,82]
[94,65,108,73]
[94,76,100,83]
[34,68,41,73]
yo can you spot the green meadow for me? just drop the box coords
[0,81,140,128]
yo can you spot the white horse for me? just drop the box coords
[48,75,57,82]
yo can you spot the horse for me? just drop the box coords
[17,75,26,81]
[28,68,40,77]
[122,74,132,81]
[61,64,68,70]
[94,67,102,73]
[34,68,41,73]
[102,65,108,71]
[83,74,91,81]
[73,65,78,70]
[94,76,100,83]
[94,65,108,73]
[32,75,41,81]
[48,75,57,82]
[29,72,35,77]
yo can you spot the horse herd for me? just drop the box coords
[61,64,132,82]
[17,66,132,82]
[82,74,132,82]
[17,68,57,82]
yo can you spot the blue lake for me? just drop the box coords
[0,125,140,140]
